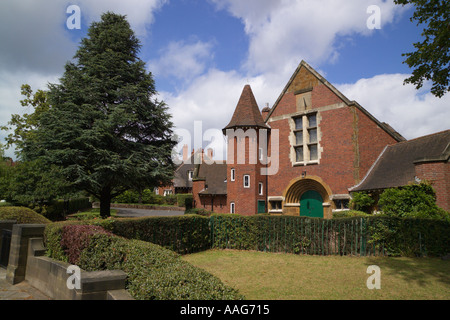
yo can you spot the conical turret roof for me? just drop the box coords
[223,85,269,132]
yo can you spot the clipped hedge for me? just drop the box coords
[106,215,211,254]
[0,206,51,224]
[208,214,450,257]
[176,194,193,209]
[44,222,243,300]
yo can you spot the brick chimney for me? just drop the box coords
[261,103,271,121]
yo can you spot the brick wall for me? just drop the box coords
[415,161,450,211]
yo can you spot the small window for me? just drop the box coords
[308,114,317,127]
[231,168,235,181]
[295,131,303,145]
[334,199,349,210]
[295,146,303,162]
[294,117,303,130]
[269,200,282,211]
[230,202,235,214]
[154,188,159,195]
[259,147,264,161]
[243,174,250,188]
[309,144,318,161]
[258,182,263,195]
[308,128,317,143]
[188,171,193,181]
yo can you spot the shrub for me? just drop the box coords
[185,207,213,216]
[378,182,450,221]
[332,210,371,219]
[60,224,113,264]
[350,192,375,213]
[0,206,51,224]
[77,233,243,300]
[177,194,193,209]
[106,215,211,254]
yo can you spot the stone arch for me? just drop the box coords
[282,175,333,219]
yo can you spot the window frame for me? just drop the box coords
[292,112,319,165]
[243,174,250,188]
[230,202,235,214]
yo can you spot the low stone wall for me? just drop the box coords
[6,224,133,300]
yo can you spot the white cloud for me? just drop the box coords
[148,39,215,82]
[211,0,405,78]
[74,0,168,37]
[336,74,450,140]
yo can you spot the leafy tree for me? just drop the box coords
[1,84,50,159]
[394,0,450,97]
[29,12,176,217]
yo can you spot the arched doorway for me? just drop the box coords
[300,190,323,218]
[282,176,332,218]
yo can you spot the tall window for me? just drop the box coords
[243,174,250,188]
[293,112,319,164]
[230,202,235,214]
[258,182,263,195]
[231,168,235,181]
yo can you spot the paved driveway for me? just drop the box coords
[112,206,185,218]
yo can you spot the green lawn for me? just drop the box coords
[182,249,450,300]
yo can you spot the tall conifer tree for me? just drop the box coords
[31,12,176,217]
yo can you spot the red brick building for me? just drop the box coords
[192,61,449,217]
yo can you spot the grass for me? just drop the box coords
[182,249,450,300]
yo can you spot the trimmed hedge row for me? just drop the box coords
[44,222,243,300]
[105,214,211,254]
[208,214,450,257]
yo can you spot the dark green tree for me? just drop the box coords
[394,0,450,97]
[29,12,176,217]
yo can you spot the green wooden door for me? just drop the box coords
[257,200,266,214]
[300,190,323,218]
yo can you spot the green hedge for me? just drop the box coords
[44,222,243,300]
[32,197,92,221]
[105,215,211,254]
[0,206,51,224]
[208,214,450,257]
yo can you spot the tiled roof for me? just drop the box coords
[223,84,269,132]
[350,130,450,192]
[195,163,227,195]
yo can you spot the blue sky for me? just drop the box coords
[0,0,449,160]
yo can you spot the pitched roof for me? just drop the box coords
[172,150,211,189]
[350,130,450,192]
[265,60,405,142]
[223,84,270,132]
[194,163,227,195]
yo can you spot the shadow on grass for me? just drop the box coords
[365,256,450,287]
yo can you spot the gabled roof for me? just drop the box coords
[172,150,211,189]
[223,84,270,133]
[194,163,227,195]
[350,130,450,192]
[265,60,405,142]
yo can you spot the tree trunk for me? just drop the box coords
[100,188,111,218]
